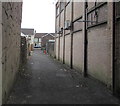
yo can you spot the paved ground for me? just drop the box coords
[6,49,120,104]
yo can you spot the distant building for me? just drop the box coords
[34,33,47,48]
[41,33,55,49]
[34,33,55,49]
[21,28,35,55]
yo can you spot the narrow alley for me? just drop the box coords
[7,49,119,104]
[1,1,120,105]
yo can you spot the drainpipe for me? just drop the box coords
[83,1,88,77]
[70,1,73,69]
[63,4,66,64]
[112,2,116,95]
[55,3,57,59]
[58,3,60,61]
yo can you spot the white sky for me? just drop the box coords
[21,0,56,33]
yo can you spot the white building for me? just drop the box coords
[21,28,36,55]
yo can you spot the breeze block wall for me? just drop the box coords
[55,1,115,90]
[1,2,22,103]
[87,2,113,87]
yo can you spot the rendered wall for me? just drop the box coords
[60,37,63,62]
[87,25,112,85]
[2,2,22,103]
[0,2,2,105]
[65,2,71,35]
[56,37,59,59]
[65,35,71,66]
[55,1,114,89]
[87,3,112,87]
[73,32,84,72]
[72,2,84,72]
[73,2,83,20]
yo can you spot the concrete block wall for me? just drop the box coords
[72,2,84,72]
[87,25,112,85]
[1,2,22,103]
[55,1,116,91]
[65,34,71,65]
[73,32,84,72]
[59,8,64,62]
[60,37,63,61]
[55,37,59,59]
[65,2,71,35]
[73,2,83,20]
[87,3,112,87]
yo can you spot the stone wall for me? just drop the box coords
[1,2,22,103]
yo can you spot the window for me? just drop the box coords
[34,38,38,43]
[39,38,41,43]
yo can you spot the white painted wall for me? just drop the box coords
[30,35,35,44]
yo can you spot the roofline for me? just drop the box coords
[21,28,34,30]
[42,33,55,38]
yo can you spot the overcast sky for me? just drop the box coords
[21,0,56,33]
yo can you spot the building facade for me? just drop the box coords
[41,33,55,49]
[21,28,35,55]
[34,33,55,49]
[34,33,46,48]
[55,0,120,96]
[0,2,2,104]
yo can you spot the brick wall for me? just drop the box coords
[41,35,54,49]
[1,2,22,103]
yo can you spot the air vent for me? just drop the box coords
[64,20,71,30]
[56,27,63,34]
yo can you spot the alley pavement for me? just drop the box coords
[7,49,120,104]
